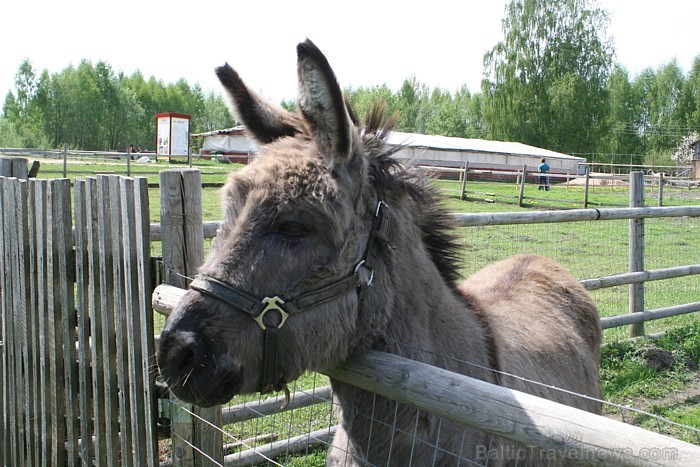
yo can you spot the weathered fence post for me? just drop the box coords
[62,145,68,178]
[583,167,590,208]
[126,146,132,177]
[160,168,223,466]
[629,171,645,337]
[518,164,527,207]
[658,172,664,207]
[0,157,28,179]
[459,162,468,201]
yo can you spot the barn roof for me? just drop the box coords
[191,126,246,138]
[386,131,585,161]
[192,126,584,163]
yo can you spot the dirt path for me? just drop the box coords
[604,373,700,424]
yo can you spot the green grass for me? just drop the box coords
[600,324,700,442]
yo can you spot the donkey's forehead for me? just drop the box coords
[240,146,341,202]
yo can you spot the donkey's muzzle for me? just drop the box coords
[157,327,241,407]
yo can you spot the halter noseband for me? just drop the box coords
[189,199,391,394]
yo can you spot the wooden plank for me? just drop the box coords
[450,205,700,227]
[583,166,590,207]
[181,169,222,467]
[2,178,20,466]
[15,179,34,467]
[86,177,108,466]
[0,158,13,176]
[159,168,224,466]
[222,385,333,425]
[96,175,120,466]
[226,426,336,466]
[629,171,645,337]
[54,178,80,465]
[11,158,28,179]
[581,264,700,290]
[47,179,67,466]
[181,169,205,282]
[163,169,223,466]
[27,179,45,466]
[9,178,26,467]
[159,170,188,290]
[517,164,526,207]
[120,177,148,465]
[133,176,159,465]
[325,351,700,466]
[74,179,95,464]
[108,175,134,467]
[149,220,220,242]
[601,302,700,329]
[459,162,468,201]
[152,283,188,316]
[159,170,195,466]
[33,179,51,464]
[0,178,7,466]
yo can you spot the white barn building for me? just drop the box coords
[193,127,586,175]
[387,131,586,175]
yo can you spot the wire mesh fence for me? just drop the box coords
[153,203,700,464]
[155,340,700,466]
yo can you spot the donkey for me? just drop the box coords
[157,39,602,465]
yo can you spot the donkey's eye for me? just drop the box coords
[274,222,308,238]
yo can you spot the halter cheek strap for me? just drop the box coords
[189,199,392,394]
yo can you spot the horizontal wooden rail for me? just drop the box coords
[223,426,336,467]
[451,205,700,226]
[148,206,700,242]
[601,302,700,329]
[581,265,700,290]
[222,386,332,426]
[324,351,700,466]
[153,284,700,465]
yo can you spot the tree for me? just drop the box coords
[482,0,614,153]
[599,65,642,162]
[14,59,37,123]
[679,56,700,132]
[647,60,686,153]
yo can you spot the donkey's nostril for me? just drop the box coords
[159,330,202,376]
[172,345,196,372]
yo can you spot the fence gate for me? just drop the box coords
[0,175,158,466]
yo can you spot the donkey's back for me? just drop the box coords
[460,254,602,413]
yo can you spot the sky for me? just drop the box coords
[1,0,699,106]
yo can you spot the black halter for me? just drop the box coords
[189,199,391,394]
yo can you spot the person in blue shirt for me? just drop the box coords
[538,158,551,191]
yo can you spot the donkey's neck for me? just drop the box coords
[329,259,496,464]
[360,214,496,378]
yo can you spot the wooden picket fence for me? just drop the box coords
[0,173,158,466]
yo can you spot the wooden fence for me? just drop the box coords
[150,171,700,465]
[2,168,700,465]
[0,174,157,466]
[421,163,697,208]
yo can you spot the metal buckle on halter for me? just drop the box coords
[354,260,375,287]
[253,296,290,330]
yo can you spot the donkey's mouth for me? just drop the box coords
[166,368,242,408]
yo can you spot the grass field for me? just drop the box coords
[33,156,700,454]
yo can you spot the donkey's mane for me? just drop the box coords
[356,102,464,288]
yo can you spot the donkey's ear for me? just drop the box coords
[297,39,355,168]
[215,63,301,145]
